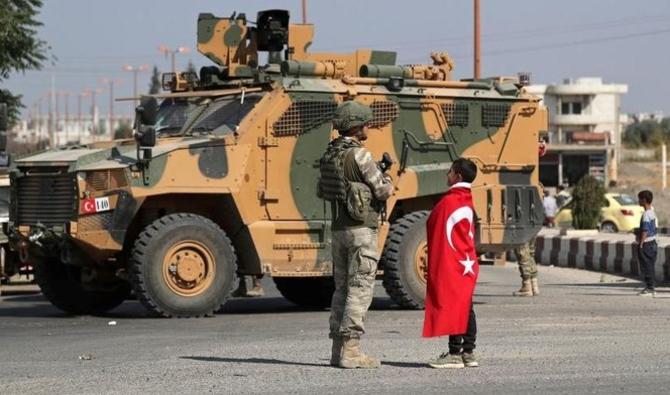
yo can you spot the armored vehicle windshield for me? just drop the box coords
[155,92,265,136]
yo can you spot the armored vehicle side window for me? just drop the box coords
[190,93,265,135]
[155,99,191,134]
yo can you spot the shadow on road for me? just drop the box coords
[1,294,44,303]
[382,361,426,369]
[220,296,405,315]
[548,282,641,288]
[180,356,328,368]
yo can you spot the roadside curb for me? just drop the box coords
[535,230,670,282]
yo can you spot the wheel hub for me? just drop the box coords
[414,241,428,285]
[163,241,216,297]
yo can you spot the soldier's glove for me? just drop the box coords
[377,152,394,173]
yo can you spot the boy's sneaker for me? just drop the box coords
[638,288,655,296]
[462,352,479,367]
[428,353,464,369]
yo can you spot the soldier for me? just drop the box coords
[513,238,539,296]
[318,101,393,369]
[232,274,265,297]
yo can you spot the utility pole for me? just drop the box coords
[663,144,667,190]
[101,78,122,141]
[55,90,60,146]
[78,90,90,144]
[89,87,104,142]
[63,92,70,145]
[302,0,307,24]
[158,46,190,74]
[474,0,481,79]
[123,65,148,112]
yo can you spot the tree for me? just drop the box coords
[148,65,161,94]
[113,119,133,140]
[623,118,670,148]
[0,0,51,126]
[571,175,607,230]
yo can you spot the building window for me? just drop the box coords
[561,102,570,115]
[560,101,583,115]
[572,102,582,114]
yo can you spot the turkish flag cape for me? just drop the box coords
[422,183,479,337]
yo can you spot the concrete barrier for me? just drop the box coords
[535,229,670,282]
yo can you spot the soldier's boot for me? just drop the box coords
[339,337,381,369]
[245,278,265,297]
[531,278,540,296]
[330,336,344,367]
[513,279,533,297]
[231,278,247,297]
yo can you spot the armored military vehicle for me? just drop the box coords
[6,9,546,316]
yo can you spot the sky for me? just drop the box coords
[3,0,670,117]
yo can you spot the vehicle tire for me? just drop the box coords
[600,221,618,233]
[381,210,429,309]
[273,277,335,309]
[129,213,236,317]
[34,256,131,315]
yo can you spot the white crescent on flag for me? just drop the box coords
[445,206,474,251]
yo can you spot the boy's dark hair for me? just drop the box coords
[638,190,653,204]
[452,158,477,183]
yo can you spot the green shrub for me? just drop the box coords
[571,175,607,229]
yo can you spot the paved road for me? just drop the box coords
[1,264,669,394]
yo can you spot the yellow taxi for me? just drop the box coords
[554,193,644,233]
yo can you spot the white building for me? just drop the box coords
[13,110,133,147]
[527,77,628,187]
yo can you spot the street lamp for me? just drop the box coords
[87,87,105,142]
[78,90,90,143]
[101,78,123,141]
[158,45,190,74]
[122,64,149,111]
[57,91,71,145]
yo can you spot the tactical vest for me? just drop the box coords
[318,137,382,229]
[318,137,359,202]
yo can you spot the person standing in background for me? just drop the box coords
[636,190,657,296]
[543,190,557,227]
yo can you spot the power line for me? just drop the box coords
[461,27,670,60]
[316,14,670,52]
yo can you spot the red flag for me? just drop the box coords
[422,182,479,337]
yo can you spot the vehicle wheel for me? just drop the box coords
[34,257,131,315]
[381,210,429,309]
[129,213,236,317]
[600,221,618,233]
[273,277,335,309]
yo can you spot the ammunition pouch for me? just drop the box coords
[345,182,372,222]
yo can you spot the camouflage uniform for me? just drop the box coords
[513,237,539,296]
[328,143,393,339]
[514,237,538,280]
[319,101,393,368]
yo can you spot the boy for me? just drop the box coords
[423,158,479,369]
[637,190,657,296]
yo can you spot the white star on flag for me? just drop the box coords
[459,254,475,276]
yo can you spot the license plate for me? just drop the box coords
[81,197,111,214]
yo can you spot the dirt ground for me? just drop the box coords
[613,160,668,225]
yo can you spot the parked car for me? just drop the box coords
[554,193,643,232]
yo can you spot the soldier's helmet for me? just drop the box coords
[332,101,373,132]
